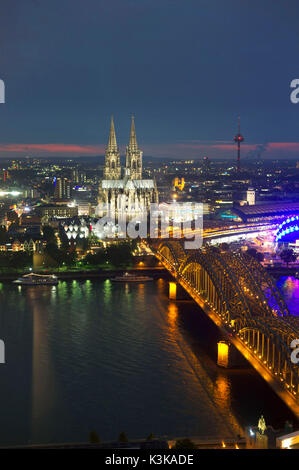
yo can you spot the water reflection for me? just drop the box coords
[215,374,230,402]
[167,303,178,332]
[277,276,299,316]
[157,287,242,439]
[0,277,295,446]
[27,287,58,442]
[103,279,112,304]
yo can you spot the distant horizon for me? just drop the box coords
[0,152,298,163]
[0,140,298,161]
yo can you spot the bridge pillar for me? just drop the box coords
[217,340,243,368]
[169,281,189,300]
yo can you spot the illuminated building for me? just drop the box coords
[12,239,22,252]
[246,188,255,205]
[23,188,40,199]
[77,201,91,216]
[233,201,299,223]
[202,155,210,174]
[173,177,185,191]
[39,204,78,223]
[72,169,86,185]
[61,215,121,241]
[98,116,159,219]
[62,217,91,240]
[1,170,9,182]
[157,201,200,223]
[275,215,299,245]
[54,177,72,200]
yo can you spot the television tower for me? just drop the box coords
[234,116,244,172]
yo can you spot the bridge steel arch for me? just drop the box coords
[241,253,291,317]
[150,240,299,409]
[157,240,186,270]
[179,251,255,328]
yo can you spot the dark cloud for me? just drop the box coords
[0,0,299,158]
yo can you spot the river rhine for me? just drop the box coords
[0,275,298,446]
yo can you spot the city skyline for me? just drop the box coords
[1,120,299,160]
[0,0,299,452]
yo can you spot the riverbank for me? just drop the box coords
[1,435,246,449]
[0,266,169,282]
[1,264,297,282]
[265,266,298,278]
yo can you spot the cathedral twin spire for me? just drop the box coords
[128,115,138,152]
[104,116,142,180]
[107,115,118,153]
[104,115,121,180]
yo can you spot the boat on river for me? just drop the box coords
[13,273,59,285]
[111,272,153,282]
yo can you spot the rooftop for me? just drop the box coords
[233,202,299,220]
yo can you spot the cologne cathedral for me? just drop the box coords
[98,116,159,219]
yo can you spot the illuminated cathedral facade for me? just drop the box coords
[98,116,159,219]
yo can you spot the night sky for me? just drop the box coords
[1,0,299,159]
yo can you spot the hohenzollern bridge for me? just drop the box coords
[148,239,299,417]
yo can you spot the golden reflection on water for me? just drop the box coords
[214,373,244,437]
[155,279,243,438]
[27,287,57,440]
[125,283,130,295]
[215,374,231,402]
[26,278,244,440]
[137,282,145,301]
[167,302,178,332]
